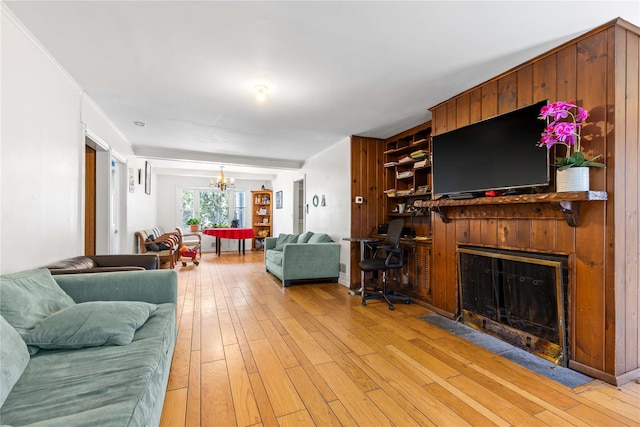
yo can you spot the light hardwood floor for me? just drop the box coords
[160,251,640,426]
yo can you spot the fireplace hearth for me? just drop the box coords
[457,246,569,365]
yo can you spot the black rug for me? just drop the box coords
[420,314,592,389]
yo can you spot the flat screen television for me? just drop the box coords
[432,100,549,197]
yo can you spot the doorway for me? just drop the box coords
[84,145,96,255]
[293,177,305,234]
[85,134,122,255]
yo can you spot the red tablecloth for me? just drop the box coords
[202,228,254,239]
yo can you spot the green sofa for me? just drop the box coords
[265,232,341,287]
[0,268,178,427]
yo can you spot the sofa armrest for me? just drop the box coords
[265,237,277,250]
[89,254,159,270]
[53,270,178,305]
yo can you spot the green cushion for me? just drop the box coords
[0,315,29,407]
[274,233,299,251]
[0,268,76,335]
[307,233,332,243]
[23,301,158,351]
[297,231,314,243]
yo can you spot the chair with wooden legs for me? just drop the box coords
[358,218,410,310]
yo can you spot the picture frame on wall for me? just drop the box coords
[129,167,135,193]
[145,161,151,195]
[276,191,283,209]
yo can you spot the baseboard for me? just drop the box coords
[568,361,640,386]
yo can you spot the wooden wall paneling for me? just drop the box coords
[599,27,624,374]
[423,19,640,383]
[496,73,519,247]
[481,81,498,119]
[350,137,365,287]
[532,54,557,103]
[497,219,518,248]
[431,107,443,137]
[515,220,532,249]
[456,94,470,128]
[479,219,498,247]
[431,215,449,315]
[498,73,517,113]
[516,65,533,108]
[573,30,609,371]
[612,25,628,377]
[621,28,639,375]
[555,45,577,101]
[469,88,483,123]
[554,221,576,254]
[531,220,556,252]
[350,136,385,288]
[445,216,458,314]
[467,217,480,244]
[514,65,535,242]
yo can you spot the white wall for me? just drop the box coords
[271,137,352,286]
[1,9,85,274]
[0,7,143,272]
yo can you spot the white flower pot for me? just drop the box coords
[556,167,589,192]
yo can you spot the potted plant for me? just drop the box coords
[538,100,604,192]
[186,217,201,232]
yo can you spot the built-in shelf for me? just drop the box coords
[423,191,608,227]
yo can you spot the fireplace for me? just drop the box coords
[457,246,569,366]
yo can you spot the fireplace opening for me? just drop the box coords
[457,246,569,366]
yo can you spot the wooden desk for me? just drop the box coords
[202,228,254,256]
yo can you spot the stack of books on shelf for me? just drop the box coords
[396,170,414,179]
[413,159,429,168]
[384,161,398,168]
[410,149,428,160]
[398,156,414,164]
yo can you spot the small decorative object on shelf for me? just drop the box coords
[538,100,605,192]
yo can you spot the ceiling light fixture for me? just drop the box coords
[210,166,235,191]
[133,121,146,127]
[255,85,268,102]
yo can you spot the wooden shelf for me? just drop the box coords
[251,190,272,250]
[424,191,608,227]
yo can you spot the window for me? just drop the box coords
[179,188,246,228]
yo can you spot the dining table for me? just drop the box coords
[202,227,255,256]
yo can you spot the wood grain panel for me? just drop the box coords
[621,28,640,374]
[574,30,608,371]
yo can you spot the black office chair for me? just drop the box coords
[359,218,410,310]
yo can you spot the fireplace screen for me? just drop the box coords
[457,246,568,365]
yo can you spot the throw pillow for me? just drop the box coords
[0,268,76,335]
[308,233,332,243]
[0,316,30,407]
[297,231,314,243]
[274,234,299,251]
[23,301,158,351]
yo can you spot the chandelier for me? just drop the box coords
[210,166,235,191]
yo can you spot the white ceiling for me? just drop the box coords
[4,1,639,178]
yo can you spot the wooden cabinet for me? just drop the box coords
[251,190,272,250]
[383,121,432,237]
[392,240,432,303]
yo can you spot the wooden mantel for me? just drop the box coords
[425,191,608,227]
